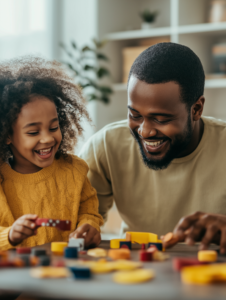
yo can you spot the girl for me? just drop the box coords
[0,57,103,250]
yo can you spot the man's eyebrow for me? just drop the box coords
[23,118,58,129]
[128,106,174,117]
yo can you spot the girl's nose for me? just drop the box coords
[39,133,55,144]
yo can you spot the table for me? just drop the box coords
[0,242,226,300]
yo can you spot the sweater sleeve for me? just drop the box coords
[77,176,104,231]
[0,183,15,250]
[79,133,114,223]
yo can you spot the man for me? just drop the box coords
[79,43,226,253]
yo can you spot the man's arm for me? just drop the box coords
[79,133,114,223]
[163,211,226,254]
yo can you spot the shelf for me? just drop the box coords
[178,22,226,35]
[106,27,171,41]
[113,79,226,92]
[106,23,226,41]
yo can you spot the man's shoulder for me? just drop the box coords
[203,116,226,129]
[203,116,226,139]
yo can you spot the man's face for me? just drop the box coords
[128,76,193,170]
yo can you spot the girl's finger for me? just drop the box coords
[17,219,36,230]
[14,224,35,237]
[20,214,38,220]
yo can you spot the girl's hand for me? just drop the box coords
[69,224,101,249]
[9,214,38,246]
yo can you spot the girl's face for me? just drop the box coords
[7,95,62,174]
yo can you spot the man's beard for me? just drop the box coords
[132,115,193,170]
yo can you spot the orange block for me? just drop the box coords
[108,249,131,260]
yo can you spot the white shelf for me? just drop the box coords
[106,23,226,41]
[178,22,226,35]
[113,79,226,92]
[106,27,171,41]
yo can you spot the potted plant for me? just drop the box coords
[140,9,159,29]
[60,38,113,104]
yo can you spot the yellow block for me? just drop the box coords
[113,269,155,284]
[110,239,126,249]
[30,267,70,278]
[51,242,68,255]
[198,250,217,262]
[126,232,158,244]
[181,263,226,285]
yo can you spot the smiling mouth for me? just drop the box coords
[34,147,53,156]
[144,140,164,147]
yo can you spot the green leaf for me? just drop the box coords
[101,95,110,103]
[98,86,113,94]
[71,41,77,49]
[88,94,99,101]
[97,67,110,78]
[96,53,108,61]
[84,65,96,71]
[67,63,79,74]
[92,38,108,49]
[82,46,92,52]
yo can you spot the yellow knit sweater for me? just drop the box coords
[0,155,103,250]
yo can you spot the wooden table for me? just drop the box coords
[0,241,225,300]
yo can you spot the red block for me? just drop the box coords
[16,247,31,254]
[139,250,153,262]
[172,257,207,271]
[0,261,15,268]
[35,218,71,231]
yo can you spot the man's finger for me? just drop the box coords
[173,211,204,240]
[71,224,91,239]
[199,224,219,250]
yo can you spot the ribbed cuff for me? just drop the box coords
[0,226,15,251]
[77,219,101,232]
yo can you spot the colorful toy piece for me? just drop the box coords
[35,218,71,231]
[30,267,70,278]
[120,241,132,250]
[139,250,153,262]
[87,248,107,258]
[110,239,126,249]
[181,263,226,285]
[113,269,155,284]
[108,249,131,260]
[16,247,31,254]
[126,232,159,244]
[198,250,217,262]
[68,238,84,250]
[51,242,68,256]
[64,247,78,259]
[173,257,206,271]
[31,249,46,257]
[148,242,163,251]
[38,256,51,266]
[69,266,91,279]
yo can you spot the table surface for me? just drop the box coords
[0,241,226,300]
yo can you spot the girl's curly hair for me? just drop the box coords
[0,56,90,163]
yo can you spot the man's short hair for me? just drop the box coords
[129,42,205,109]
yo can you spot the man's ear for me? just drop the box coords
[192,96,205,121]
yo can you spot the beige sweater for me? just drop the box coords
[79,117,226,236]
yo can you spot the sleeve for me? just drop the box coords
[76,176,104,231]
[79,132,114,223]
[0,183,15,250]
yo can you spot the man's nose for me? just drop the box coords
[39,132,55,144]
[138,120,157,139]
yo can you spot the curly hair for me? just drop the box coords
[0,56,90,164]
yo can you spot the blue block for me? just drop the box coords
[69,266,91,279]
[119,241,132,249]
[148,242,163,251]
[64,247,78,259]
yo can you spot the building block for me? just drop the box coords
[198,250,217,262]
[31,249,46,257]
[126,232,158,244]
[139,250,153,262]
[19,254,30,267]
[51,242,68,255]
[87,248,107,257]
[173,257,206,271]
[108,249,131,260]
[64,247,78,259]
[38,256,51,266]
[16,247,31,254]
[120,241,132,250]
[126,232,131,241]
[148,242,163,251]
[110,239,126,249]
[68,238,84,250]
[69,266,91,279]
[35,218,71,231]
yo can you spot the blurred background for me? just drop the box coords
[1,0,226,237]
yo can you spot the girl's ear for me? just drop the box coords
[6,136,12,145]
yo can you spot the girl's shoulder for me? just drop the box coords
[56,154,89,177]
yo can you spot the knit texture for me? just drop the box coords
[0,155,103,250]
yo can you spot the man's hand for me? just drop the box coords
[9,214,38,246]
[163,212,226,254]
[69,224,101,249]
